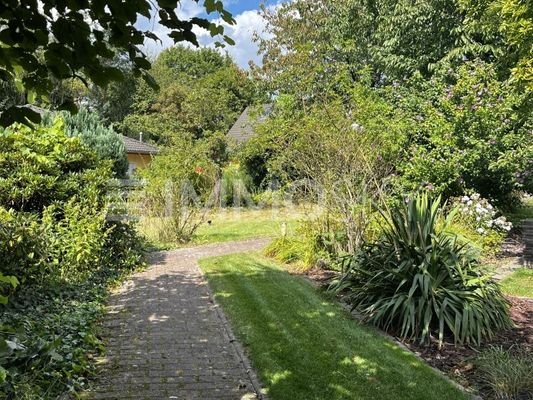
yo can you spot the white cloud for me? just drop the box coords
[195,9,269,68]
[175,1,204,20]
[138,5,274,68]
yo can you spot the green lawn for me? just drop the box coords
[193,207,302,244]
[199,253,467,400]
[139,207,308,249]
[500,268,533,297]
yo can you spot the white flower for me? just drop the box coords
[477,227,485,234]
[472,193,480,200]
[467,200,473,206]
[462,196,470,202]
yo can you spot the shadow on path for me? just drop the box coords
[90,239,269,400]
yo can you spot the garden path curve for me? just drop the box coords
[91,238,269,400]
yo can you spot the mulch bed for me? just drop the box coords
[401,296,532,397]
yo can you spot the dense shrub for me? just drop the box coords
[0,121,144,398]
[0,221,144,399]
[0,121,111,284]
[0,120,107,213]
[332,193,512,345]
[137,138,218,243]
[394,61,533,207]
[44,108,128,177]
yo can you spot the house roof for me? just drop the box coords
[227,104,272,144]
[120,135,159,155]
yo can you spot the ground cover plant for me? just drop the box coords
[475,346,533,400]
[199,253,468,400]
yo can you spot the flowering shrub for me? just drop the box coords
[456,193,512,235]
[395,61,533,207]
[446,193,512,256]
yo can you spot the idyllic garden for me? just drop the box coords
[1,0,532,399]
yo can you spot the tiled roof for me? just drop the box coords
[227,105,272,144]
[120,135,159,155]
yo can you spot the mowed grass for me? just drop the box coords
[194,207,303,244]
[500,268,533,297]
[199,253,467,400]
[139,206,308,249]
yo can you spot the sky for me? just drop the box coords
[137,1,285,69]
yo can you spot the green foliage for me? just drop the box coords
[332,193,512,345]
[240,91,404,256]
[220,163,254,207]
[475,346,533,399]
[0,221,144,399]
[393,61,533,206]
[240,88,406,189]
[257,0,530,92]
[87,57,137,124]
[0,0,235,126]
[0,273,18,305]
[0,121,111,285]
[255,0,531,208]
[0,119,107,213]
[41,198,108,282]
[0,208,45,284]
[122,46,256,145]
[138,138,218,243]
[60,108,128,177]
[265,236,319,270]
[0,81,24,112]
[266,217,353,270]
[0,119,144,397]
[460,0,533,91]
[505,196,533,226]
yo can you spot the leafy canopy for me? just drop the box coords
[122,45,256,144]
[0,0,235,126]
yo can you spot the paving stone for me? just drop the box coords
[90,239,268,399]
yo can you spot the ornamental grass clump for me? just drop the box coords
[332,193,512,345]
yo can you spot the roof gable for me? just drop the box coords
[227,105,271,144]
[120,135,159,155]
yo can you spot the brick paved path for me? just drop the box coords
[91,239,269,400]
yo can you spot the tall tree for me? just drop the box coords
[122,46,256,144]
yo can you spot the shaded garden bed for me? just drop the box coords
[403,296,532,398]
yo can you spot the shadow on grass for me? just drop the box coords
[201,254,467,400]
